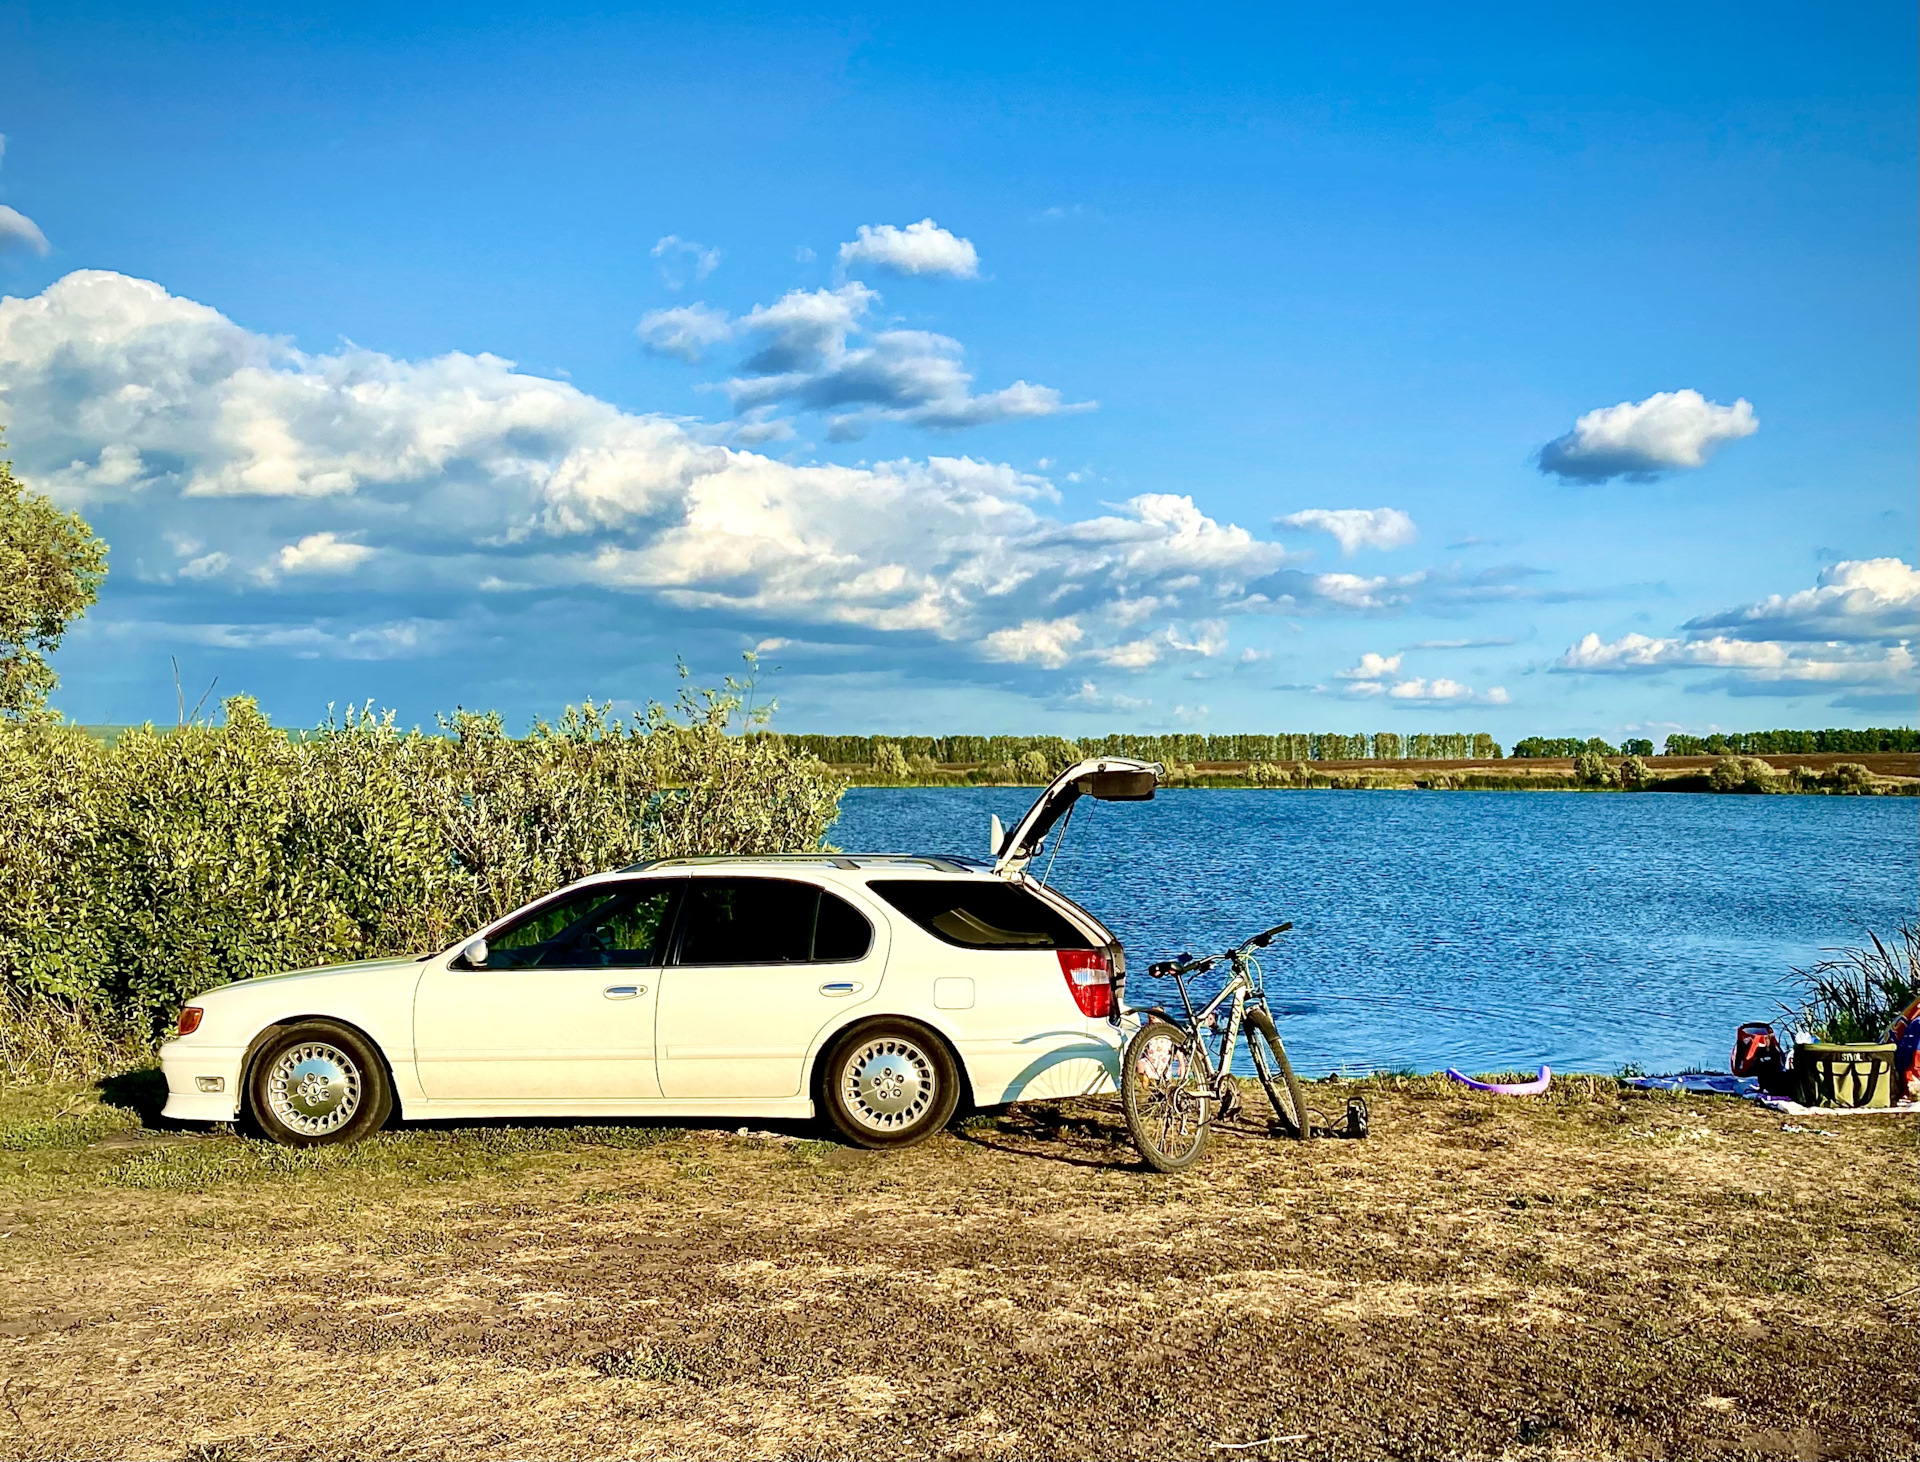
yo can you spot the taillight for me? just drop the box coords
[176,1007,204,1036]
[1057,949,1112,1018]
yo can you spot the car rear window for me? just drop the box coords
[866,879,1095,951]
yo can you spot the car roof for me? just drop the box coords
[615,853,996,877]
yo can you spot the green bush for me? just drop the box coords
[1708,755,1777,793]
[1617,754,1652,789]
[1572,750,1618,788]
[0,686,843,1027]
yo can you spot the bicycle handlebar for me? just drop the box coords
[1146,920,1292,979]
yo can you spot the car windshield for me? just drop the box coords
[866,879,1094,951]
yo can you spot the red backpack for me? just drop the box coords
[1731,1022,1783,1079]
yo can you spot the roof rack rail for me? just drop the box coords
[618,853,987,875]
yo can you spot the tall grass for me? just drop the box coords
[1782,923,1920,1044]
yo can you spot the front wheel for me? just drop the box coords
[247,1021,393,1147]
[819,1020,961,1149]
[1121,1020,1212,1172]
[1246,1008,1308,1140]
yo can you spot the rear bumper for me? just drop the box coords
[158,1040,246,1123]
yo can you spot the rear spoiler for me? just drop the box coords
[992,757,1163,877]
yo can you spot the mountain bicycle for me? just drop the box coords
[1119,921,1312,1172]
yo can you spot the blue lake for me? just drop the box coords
[832,786,1918,1077]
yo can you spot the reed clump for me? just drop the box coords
[1783,923,1920,1044]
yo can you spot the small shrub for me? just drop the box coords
[1617,754,1651,789]
[1830,762,1874,794]
[869,740,910,781]
[1708,755,1776,793]
[1573,750,1618,788]
[1248,761,1292,788]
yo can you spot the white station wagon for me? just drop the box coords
[160,758,1160,1148]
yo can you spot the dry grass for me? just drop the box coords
[0,1073,1911,1460]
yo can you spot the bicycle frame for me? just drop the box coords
[1149,950,1268,1088]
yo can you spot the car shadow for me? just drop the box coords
[97,1067,170,1127]
[951,1100,1148,1171]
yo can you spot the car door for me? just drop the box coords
[413,879,683,1102]
[654,876,885,1099]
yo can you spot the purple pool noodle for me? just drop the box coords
[1445,1065,1552,1095]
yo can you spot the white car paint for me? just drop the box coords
[159,758,1158,1130]
[160,861,1129,1125]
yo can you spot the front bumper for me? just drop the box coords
[158,1040,246,1122]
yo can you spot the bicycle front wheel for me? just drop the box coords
[1246,1008,1308,1140]
[1121,1020,1212,1172]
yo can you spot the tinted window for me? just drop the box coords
[484,882,678,969]
[813,891,874,962]
[676,878,872,965]
[867,880,1093,951]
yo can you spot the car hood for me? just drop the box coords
[200,954,429,1000]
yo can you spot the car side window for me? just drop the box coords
[812,890,873,962]
[675,878,873,965]
[484,882,679,970]
[866,879,1093,950]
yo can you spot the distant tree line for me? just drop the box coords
[777,732,1502,765]
[1511,728,1917,758]
[1512,736,1656,758]
[1661,728,1917,755]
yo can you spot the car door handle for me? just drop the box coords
[603,985,646,1000]
[818,981,863,996]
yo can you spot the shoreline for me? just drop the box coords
[832,752,1920,795]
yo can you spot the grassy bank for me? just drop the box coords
[0,1072,1910,1459]
[834,753,1920,795]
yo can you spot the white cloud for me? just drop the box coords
[0,205,49,257]
[0,271,1419,674]
[275,532,375,575]
[1557,559,1918,695]
[636,303,732,363]
[178,551,230,581]
[1279,507,1416,555]
[838,219,980,279]
[1538,389,1757,482]
[1067,679,1150,711]
[1338,651,1505,705]
[640,282,1091,437]
[981,617,1083,668]
[1682,557,1919,643]
[651,235,720,290]
[1340,651,1402,680]
[1387,677,1472,702]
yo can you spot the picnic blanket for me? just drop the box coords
[1627,1071,1919,1117]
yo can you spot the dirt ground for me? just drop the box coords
[0,1074,1912,1461]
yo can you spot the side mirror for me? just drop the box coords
[461,937,489,969]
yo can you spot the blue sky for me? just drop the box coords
[0,1,1914,739]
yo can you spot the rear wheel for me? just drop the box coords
[1121,1020,1212,1172]
[819,1020,961,1149]
[1246,1008,1308,1140]
[247,1021,393,1147]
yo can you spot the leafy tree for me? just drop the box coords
[0,439,108,718]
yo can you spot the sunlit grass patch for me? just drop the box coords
[109,1121,688,1191]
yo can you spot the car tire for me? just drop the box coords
[246,1021,394,1147]
[818,1019,961,1150]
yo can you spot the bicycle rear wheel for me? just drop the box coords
[1121,1020,1212,1172]
[1246,1008,1308,1140]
